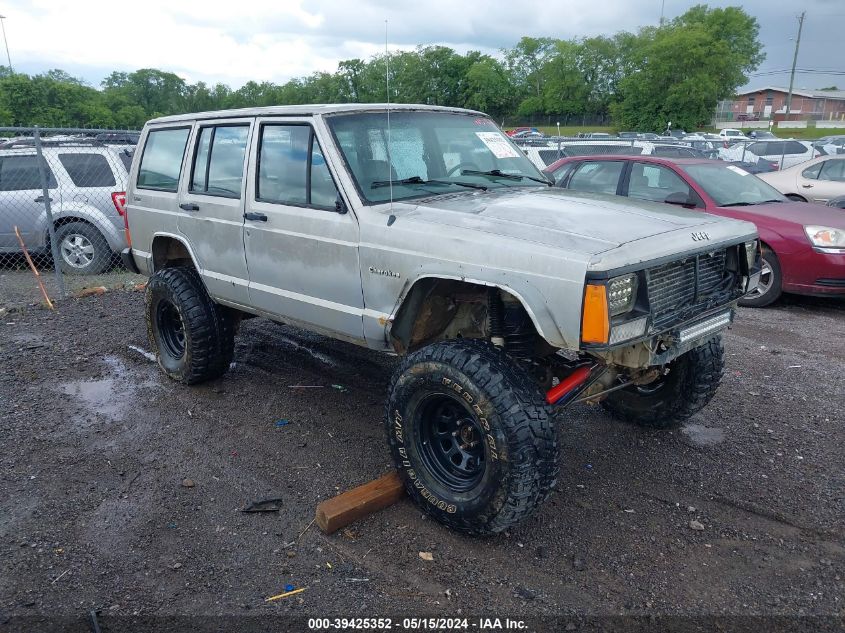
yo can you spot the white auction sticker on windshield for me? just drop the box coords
[475,132,521,159]
[726,165,750,176]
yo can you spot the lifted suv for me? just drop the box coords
[124,105,760,534]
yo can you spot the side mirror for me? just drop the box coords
[335,195,347,214]
[664,191,697,208]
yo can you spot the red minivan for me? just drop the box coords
[544,155,845,307]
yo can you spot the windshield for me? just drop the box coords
[683,163,787,206]
[326,111,548,203]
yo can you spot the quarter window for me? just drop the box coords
[0,155,57,191]
[257,124,339,209]
[137,127,190,192]
[567,161,624,195]
[190,125,249,198]
[801,163,822,179]
[58,153,116,187]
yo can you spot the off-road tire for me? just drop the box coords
[601,336,725,430]
[738,246,782,308]
[54,222,112,275]
[385,339,557,535]
[145,266,235,384]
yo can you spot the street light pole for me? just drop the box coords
[0,15,12,73]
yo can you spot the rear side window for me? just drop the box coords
[0,155,57,190]
[627,163,693,203]
[137,127,190,192]
[802,163,822,179]
[118,151,133,172]
[747,142,768,156]
[567,161,624,195]
[819,159,845,182]
[190,125,250,198]
[58,153,116,187]
[257,124,339,209]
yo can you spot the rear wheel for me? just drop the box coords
[601,336,725,429]
[55,222,111,275]
[386,339,557,535]
[145,266,235,384]
[738,246,782,308]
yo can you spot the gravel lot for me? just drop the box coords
[0,290,843,631]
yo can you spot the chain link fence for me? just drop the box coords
[0,127,143,308]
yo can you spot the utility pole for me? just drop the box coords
[784,12,805,121]
[659,0,666,26]
[0,15,12,73]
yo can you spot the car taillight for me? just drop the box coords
[111,191,127,216]
[112,191,131,247]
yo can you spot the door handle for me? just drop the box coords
[34,195,52,203]
[180,202,200,211]
[801,184,813,188]
[244,212,268,222]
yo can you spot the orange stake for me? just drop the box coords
[14,226,54,310]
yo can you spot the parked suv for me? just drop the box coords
[0,143,131,274]
[123,105,760,535]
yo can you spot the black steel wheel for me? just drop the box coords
[416,394,486,493]
[386,339,557,535]
[145,266,235,384]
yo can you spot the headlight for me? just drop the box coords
[607,274,638,316]
[805,226,845,248]
[744,240,758,270]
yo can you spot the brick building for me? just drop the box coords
[727,86,845,122]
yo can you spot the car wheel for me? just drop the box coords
[785,194,807,203]
[54,222,111,275]
[145,266,235,384]
[738,247,782,308]
[385,339,557,535]
[601,336,725,429]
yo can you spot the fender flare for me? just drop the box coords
[386,273,565,350]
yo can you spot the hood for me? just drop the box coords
[392,187,736,255]
[717,200,845,229]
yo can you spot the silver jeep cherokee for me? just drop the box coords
[123,104,760,534]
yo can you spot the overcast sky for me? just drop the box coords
[1,0,843,92]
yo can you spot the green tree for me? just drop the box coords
[612,5,764,131]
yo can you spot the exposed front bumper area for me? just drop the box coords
[594,307,735,369]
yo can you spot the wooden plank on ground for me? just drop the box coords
[316,471,406,534]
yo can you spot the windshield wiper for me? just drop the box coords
[460,169,552,185]
[371,176,486,191]
[722,199,784,207]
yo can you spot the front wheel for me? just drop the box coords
[386,339,557,535]
[601,336,725,429]
[738,247,782,308]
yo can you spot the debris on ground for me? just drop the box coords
[128,345,156,362]
[241,497,283,513]
[275,419,291,427]
[76,286,107,298]
[181,479,195,488]
[689,520,705,531]
[315,471,405,534]
[419,551,434,562]
[265,587,306,602]
[331,384,348,392]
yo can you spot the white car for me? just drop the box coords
[757,155,845,203]
[718,128,749,141]
[719,139,819,170]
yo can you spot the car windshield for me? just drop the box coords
[683,163,787,207]
[326,111,548,203]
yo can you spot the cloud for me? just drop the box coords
[1,0,841,90]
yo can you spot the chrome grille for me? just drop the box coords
[648,250,728,321]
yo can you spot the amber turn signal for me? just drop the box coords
[581,284,609,344]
